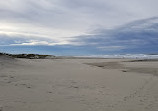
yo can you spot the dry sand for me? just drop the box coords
[0,56,158,111]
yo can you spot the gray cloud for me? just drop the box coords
[71,17,158,52]
[1,0,158,28]
[0,0,158,49]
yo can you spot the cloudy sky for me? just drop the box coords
[0,0,158,55]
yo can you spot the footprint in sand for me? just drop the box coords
[0,105,3,111]
[14,83,32,89]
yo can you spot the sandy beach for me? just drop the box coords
[0,55,158,111]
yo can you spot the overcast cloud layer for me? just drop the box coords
[0,0,158,55]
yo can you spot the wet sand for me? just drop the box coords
[0,56,158,111]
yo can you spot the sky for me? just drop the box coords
[0,0,158,55]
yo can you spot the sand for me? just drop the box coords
[0,56,158,111]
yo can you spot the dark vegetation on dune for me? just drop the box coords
[0,52,53,59]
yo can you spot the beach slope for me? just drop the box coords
[0,56,158,111]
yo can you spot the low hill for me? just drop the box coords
[0,53,53,59]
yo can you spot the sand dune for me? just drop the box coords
[0,56,158,111]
